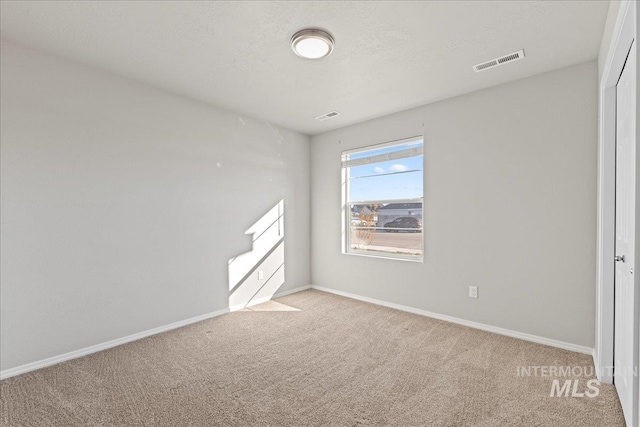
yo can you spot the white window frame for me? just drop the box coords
[341,136,424,262]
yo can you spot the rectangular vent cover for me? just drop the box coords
[315,111,341,121]
[473,50,525,73]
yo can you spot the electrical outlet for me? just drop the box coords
[258,270,264,280]
[469,286,478,299]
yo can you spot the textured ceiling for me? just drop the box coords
[0,1,609,135]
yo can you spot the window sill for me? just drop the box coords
[342,249,423,263]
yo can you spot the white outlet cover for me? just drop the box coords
[469,286,478,298]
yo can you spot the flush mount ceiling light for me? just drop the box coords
[291,29,334,59]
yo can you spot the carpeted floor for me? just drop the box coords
[0,289,625,426]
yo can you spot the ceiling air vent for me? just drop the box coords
[314,111,341,121]
[473,50,525,73]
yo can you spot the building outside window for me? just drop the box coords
[341,136,424,261]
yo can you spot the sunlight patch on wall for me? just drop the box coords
[228,200,285,311]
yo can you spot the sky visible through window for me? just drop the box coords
[348,142,423,202]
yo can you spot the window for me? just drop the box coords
[342,136,424,261]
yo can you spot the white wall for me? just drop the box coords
[311,61,598,348]
[0,40,310,371]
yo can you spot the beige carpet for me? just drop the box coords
[0,289,625,426]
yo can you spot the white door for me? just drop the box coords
[614,41,637,427]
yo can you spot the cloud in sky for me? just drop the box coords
[389,163,409,173]
[374,166,385,174]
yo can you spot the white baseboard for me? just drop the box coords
[274,284,312,297]
[2,284,591,380]
[229,285,312,311]
[310,285,594,355]
[0,284,312,381]
[0,307,228,381]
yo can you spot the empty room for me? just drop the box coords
[0,1,638,426]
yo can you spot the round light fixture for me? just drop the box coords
[291,29,334,59]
